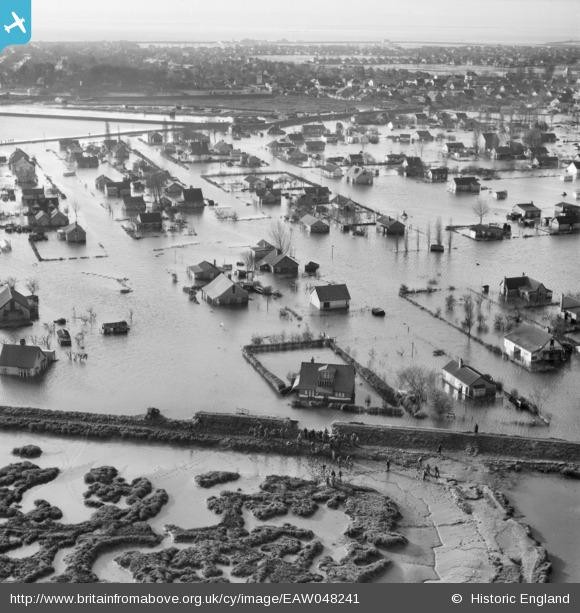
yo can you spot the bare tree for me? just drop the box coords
[269,220,293,255]
[25,278,39,295]
[146,171,166,204]
[398,366,433,409]
[445,293,456,313]
[448,217,453,251]
[472,200,491,225]
[71,200,80,222]
[242,249,256,279]
[434,217,443,246]
[462,295,475,337]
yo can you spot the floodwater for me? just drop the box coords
[1,107,579,442]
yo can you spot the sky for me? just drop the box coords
[31,0,580,43]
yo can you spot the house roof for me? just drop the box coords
[313,284,351,302]
[138,212,162,224]
[377,215,404,228]
[442,360,488,387]
[0,344,46,370]
[62,222,85,234]
[190,260,221,275]
[504,325,555,352]
[561,295,580,312]
[123,195,145,206]
[470,223,503,234]
[182,187,203,203]
[244,174,262,184]
[0,286,29,311]
[453,176,479,184]
[202,274,246,300]
[259,250,298,268]
[553,215,577,225]
[514,202,540,212]
[301,214,328,227]
[296,362,355,396]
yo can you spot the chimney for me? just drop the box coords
[458,357,463,368]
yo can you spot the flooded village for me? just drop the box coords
[0,35,580,584]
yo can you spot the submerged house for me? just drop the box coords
[251,239,276,261]
[0,286,35,328]
[469,224,506,241]
[0,341,55,377]
[321,163,343,179]
[179,187,205,210]
[500,276,553,304]
[301,214,330,234]
[377,215,405,236]
[201,274,249,306]
[346,166,373,185]
[425,167,448,183]
[49,209,69,228]
[551,215,580,234]
[442,359,497,399]
[123,195,147,215]
[512,202,541,221]
[57,222,86,243]
[559,295,580,326]
[310,284,351,310]
[188,260,222,284]
[135,212,163,232]
[294,362,356,404]
[447,177,481,194]
[257,250,299,276]
[504,326,567,370]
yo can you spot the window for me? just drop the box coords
[323,302,330,309]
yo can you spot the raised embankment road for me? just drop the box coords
[0,406,578,469]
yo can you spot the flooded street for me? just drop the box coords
[1,108,579,440]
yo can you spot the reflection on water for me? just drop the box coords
[0,110,579,444]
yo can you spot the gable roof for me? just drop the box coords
[202,274,247,301]
[377,215,404,228]
[313,284,351,302]
[190,260,221,275]
[259,250,298,268]
[301,214,328,227]
[137,212,162,224]
[504,325,555,352]
[182,187,203,203]
[62,222,85,234]
[253,239,275,251]
[0,344,46,369]
[296,361,355,396]
[514,202,540,212]
[0,286,29,311]
[561,295,580,312]
[442,360,488,387]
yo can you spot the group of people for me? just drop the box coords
[416,456,441,481]
[248,424,290,440]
